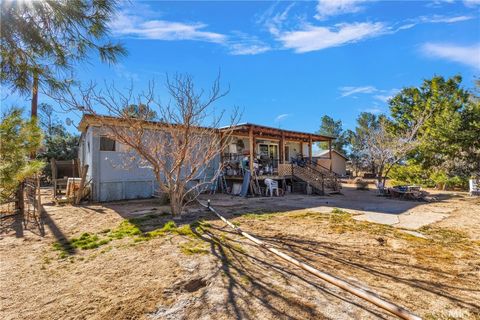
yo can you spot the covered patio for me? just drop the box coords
[219,123,334,179]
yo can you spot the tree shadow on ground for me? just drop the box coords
[203,224,480,315]
[197,185,462,218]
[184,223,393,320]
[0,201,77,256]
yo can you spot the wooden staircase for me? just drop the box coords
[290,162,341,195]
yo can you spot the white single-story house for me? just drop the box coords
[78,115,336,201]
[312,149,348,176]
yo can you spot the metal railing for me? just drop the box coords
[290,159,341,192]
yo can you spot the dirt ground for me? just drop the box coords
[1,186,479,320]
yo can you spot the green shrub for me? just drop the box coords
[430,170,469,190]
[388,164,468,190]
[388,163,434,187]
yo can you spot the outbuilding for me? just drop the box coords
[312,149,348,177]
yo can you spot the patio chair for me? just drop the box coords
[375,181,387,195]
[264,178,279,197]
[470,179,480,196]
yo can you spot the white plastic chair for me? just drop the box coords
[375,180,386,195]
[470,179,480,196]
[264,178,279,197]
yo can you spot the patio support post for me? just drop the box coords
[328,140,332,172]
[219,132,224,164]
[280,132,285,164]
[300,141,304,158]
[308,135,313,162]
[248,126,254,172]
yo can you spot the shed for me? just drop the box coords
[312,149,348,176]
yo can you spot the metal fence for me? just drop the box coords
[0,176,42,236]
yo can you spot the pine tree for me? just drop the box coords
[0,109,44,202]
[0,0,126,115]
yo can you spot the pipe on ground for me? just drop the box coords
[197,199,421,320]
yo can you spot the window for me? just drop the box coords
[100,137,116,151]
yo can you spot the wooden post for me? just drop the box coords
[36,174,42,214]
[15,182,24,216]
[75,165,89,205]
[300,141,304,159]
[51,159,57,199]
[219,132,224,165]
[308,135,313,162]
[328,140,332,172]
[280,132,285,164]
[248,126,254,172]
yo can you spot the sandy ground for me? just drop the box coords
[1,186,479,320]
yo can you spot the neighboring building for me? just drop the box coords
[78,115,336,201]
[312,149,348,176]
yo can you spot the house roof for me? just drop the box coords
[219,123,334,142]
[312,149,348,160]
[78,115,335,142]
[78,114,216,133]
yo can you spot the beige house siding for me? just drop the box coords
[313,151,347,176]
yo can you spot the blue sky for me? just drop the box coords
[2,0,480,134]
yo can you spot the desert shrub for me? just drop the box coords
[430,170,469,190]
[354,178,369,190]
[388,163,433,187]
[389,164,469,190]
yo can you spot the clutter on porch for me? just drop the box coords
[215,123,340,197]
[50,159,90,204]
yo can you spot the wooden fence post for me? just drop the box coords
[15,183,24,216]
[75,165,89,205]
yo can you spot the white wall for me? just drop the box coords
[82,125,220,201]
[313,152,347,176]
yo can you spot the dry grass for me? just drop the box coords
[2,193,480,320]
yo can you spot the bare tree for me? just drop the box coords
[362,116,425,186]
[57,74,239,216]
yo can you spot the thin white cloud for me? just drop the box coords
[262,0,476,54]
[397,14,474,31]
[397,23,416,31]
[258,2,296,36]
[229,43,271,55]
[419,15,474,24]
[360,106,383,114]
[113,64,139,82]
[373,88,400,103]
[374,94,392,103]
[110,11,226,43]
[464,0,480,7]
[421,43,480,69]
[274,113,291,122]
[227,32,271,55]
[340,86,399,103]
[315,0,369,20]
[340,86,378,97]
[426,0,456,8]
[110,8,270,55]
[277,22,386,53]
